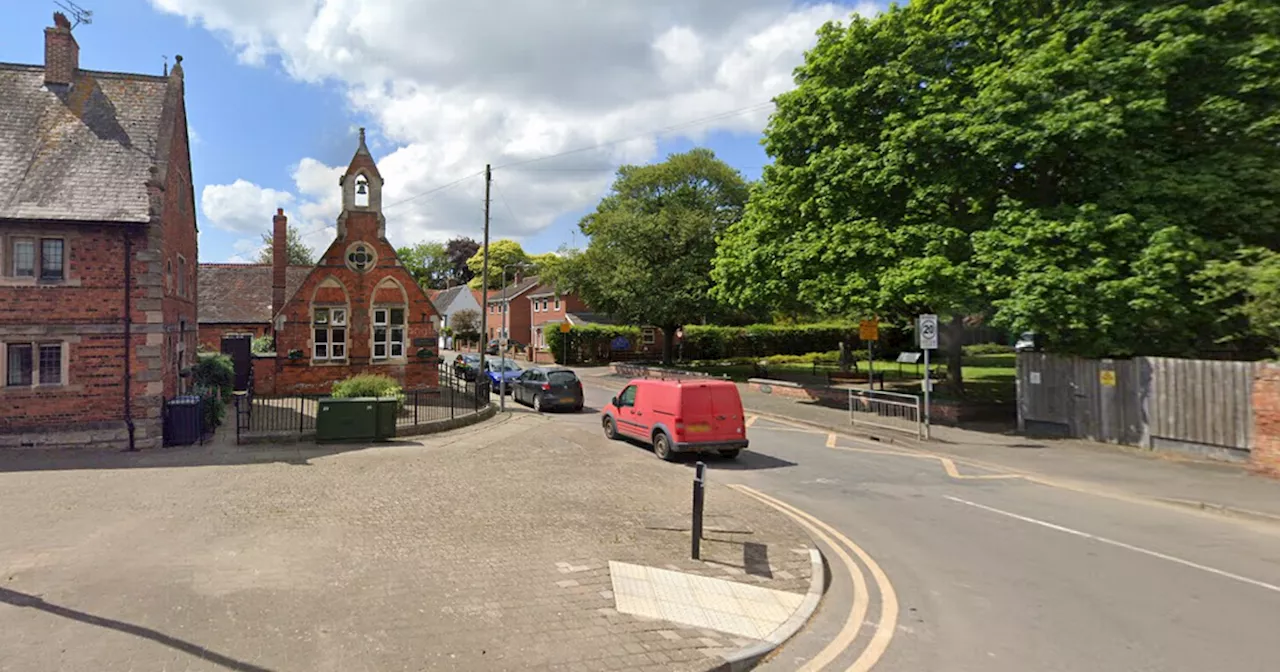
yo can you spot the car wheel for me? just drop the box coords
[573,402,584,413]
[603,416,618,440]
[533,395,543,413]
[652,431,674,461]
[718,449,740,459]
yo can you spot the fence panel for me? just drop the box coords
[1146,357,1259,459]
[848,389,922,439]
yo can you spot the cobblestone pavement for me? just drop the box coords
[0,412,813,671]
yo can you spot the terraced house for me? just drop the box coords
[0,14,197,450]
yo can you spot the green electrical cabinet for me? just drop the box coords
[374,397,399,440]
[316,397,379,442]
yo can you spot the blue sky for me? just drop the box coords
[1,1,879,262]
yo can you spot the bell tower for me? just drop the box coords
[337,127,386,239]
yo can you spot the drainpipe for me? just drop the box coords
[123,228,136,451]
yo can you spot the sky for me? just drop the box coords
[1,0,882,263]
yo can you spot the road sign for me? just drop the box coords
[859,319,879,341]
[918,314,938,350]
[559,322,571,333]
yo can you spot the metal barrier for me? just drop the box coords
[848,388,923,439]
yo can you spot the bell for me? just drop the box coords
[356,182,368,195]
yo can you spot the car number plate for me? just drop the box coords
[687,423,711,433]
[560,397,575,403]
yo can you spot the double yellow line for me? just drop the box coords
[730,484,899,671]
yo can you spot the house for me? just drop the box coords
[0,14,197,450]
[197,264,310,350]
[527,284,589,361]
[248,130,439,395]
[485,275,540,347]
[430,284,481,349]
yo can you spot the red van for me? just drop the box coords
[601,379,749,460]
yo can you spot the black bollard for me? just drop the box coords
[692,461,706,559]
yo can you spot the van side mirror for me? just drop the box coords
[611,396,620,407]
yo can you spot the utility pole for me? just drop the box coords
[479,164,491,397]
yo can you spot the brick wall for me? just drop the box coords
[198,324,267,351]
[252,355,277,396]
[1251,364,1280,478]
[158,77,199,401]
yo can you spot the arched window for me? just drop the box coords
[354,174,370,207]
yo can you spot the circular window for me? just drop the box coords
[345,243,376,272]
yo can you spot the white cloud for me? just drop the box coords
[164,0,883,248]
[200,179,293,233]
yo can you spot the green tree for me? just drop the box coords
[445,237,479,285]
[1199,248,1280,356]
[451,309,481,339]
[396,241,452,289]
[575,148,748,364]
[467,239,532,289]
[256,225,313,265]
[714,0,1280,391]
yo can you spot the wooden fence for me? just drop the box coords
[1017,354,1262,461]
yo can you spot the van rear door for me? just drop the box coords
[708,383,745,442]
[679,384,716,440]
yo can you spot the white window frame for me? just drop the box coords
[313,307,348,361]
[373,307,406,361]
[643,328,656,345]
[533,299,540,313]
[3,341,67,388]
[554,296,560,311]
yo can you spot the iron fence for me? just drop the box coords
[233,364,492,443]
[848,388,923,439]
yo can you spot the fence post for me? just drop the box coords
[691,461,706,560]
[299,396,305,434]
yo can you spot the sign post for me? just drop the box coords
[859,319,879,390]
[918,314,938,439]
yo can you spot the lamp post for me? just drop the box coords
[498,262,528,411]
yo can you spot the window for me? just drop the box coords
[345,243,375,272]
[533,300,540,313]
[5,342,62,387]
[617,385,638,407]
[373,307,405,360]
[643,328,656,345]
[41,239,64,280]
[554,296,560,311]
[11,238,34,277]
[313,307,348,361]
[177,255,186,297]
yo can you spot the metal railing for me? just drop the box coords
[233,363,491,444]
[848,388,923,439]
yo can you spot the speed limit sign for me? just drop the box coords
[918,314,938,350]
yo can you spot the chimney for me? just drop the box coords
[271,209,287,321]
[513,269,523,285]
[44,12,79,87]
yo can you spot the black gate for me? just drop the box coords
[220,335,252,391]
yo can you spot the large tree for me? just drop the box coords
[713,0,1280,390]
[467,239,532,289]
[574,148,749,364]
[397,241,452,289]
[256,225,313,265]
[445,237,480,285]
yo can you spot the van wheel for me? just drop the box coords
[652,432,674,461]
[718,449,740,459]
[603,417,618,440]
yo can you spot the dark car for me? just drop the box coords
[452,353,482,381]
[512,367,584,412]
[486,339,526,355]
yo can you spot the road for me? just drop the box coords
[534,375,1280,672]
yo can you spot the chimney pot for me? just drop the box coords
[44,13,79,87]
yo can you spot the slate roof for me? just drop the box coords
[198,264,312,324]
[486,276,541,303]
[0,62,174,223]
[527,283,561,299]
[431,285,472,313]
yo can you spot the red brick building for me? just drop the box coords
[527,284,588,353]
[248,131,440,395]
[0,14,197,450]
[485,275,540,347]
[196,264,310,350]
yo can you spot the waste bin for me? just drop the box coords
[374,397,399,440]
[164,395,204,446]
[316,397,378,442]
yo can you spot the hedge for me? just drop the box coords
[680,322,907,360]
[546,325,642,364]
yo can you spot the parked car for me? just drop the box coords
[511,367,584,412]
[484,358,524,394]
[486,339,526,355]
[601,379,748,460]
[1014,331,1039,353]
[452,353,482,381]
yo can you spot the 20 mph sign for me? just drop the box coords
[919,314,939,350]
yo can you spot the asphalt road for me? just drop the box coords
[536,377,1280,672]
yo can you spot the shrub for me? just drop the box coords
[192,352,234,403]
[192,383,226,430]
[681,322,906,360]
[963,343,1015,356]
[546,325,643,364]
[331,373,403,400]
[251,335,274,354]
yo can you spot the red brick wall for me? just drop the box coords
[252,355,277,396]
[198,324,267,351]
[1252,364,1280,478]
[159,87,199,400]
[271,210,439,395]
[487,297,532,346]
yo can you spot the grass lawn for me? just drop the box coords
[674,352,1017,404]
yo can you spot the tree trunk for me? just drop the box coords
[662,325,677,366]
[946,313,965,397]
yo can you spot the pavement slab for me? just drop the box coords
[0,412,814,672]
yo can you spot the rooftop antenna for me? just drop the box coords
[54,0,93,28]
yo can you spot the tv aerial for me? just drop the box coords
[54,1,94,28]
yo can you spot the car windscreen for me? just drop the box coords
[547,371,578,385]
